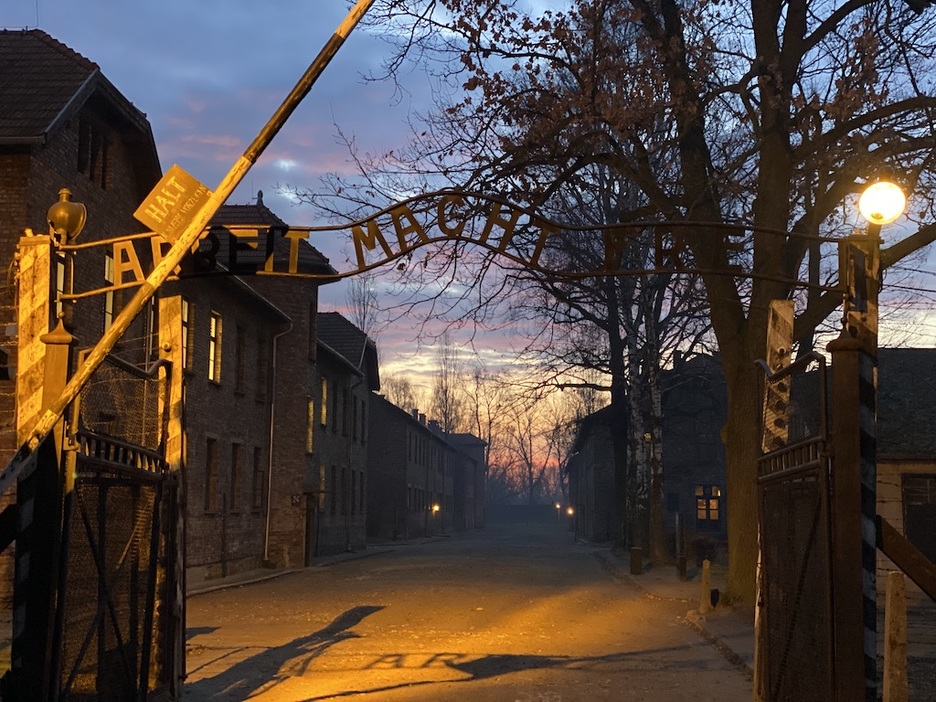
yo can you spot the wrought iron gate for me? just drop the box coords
[2,352,179,701]
[756,353,834,701]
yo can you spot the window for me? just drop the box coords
[320,377,328,426]
[306,396,315,454]
[352,396,358,441]
[360,399,367,444]
[208,311,222,382]
[205,438,218,512]
[340,467,348,515]
[903,474,936,564]
[77,116,109,189]
[695,485,721,527]
[351,471,357,516]
[234,325,245,392]
[181,299,193,371]
[231,443,242,512]
[256,334,268,400]
[318,463,327,510]
[331,382,338,433]
[342,389,349,435]
[308,302,316,359]
[251,447,264,510]
[103,253,114,332]
[329,466,337,516]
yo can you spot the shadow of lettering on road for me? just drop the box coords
[185,605,385,699]
[309,643,717,700]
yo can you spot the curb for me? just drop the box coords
[683,610,754,679]
[186,537,448,597]
[592,549,752,679]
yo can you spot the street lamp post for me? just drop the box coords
[827,178,905,701]
[555,502,561,521]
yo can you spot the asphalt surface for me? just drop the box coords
[182,522,752,701]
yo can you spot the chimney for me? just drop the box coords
[419,413,426,426]
[411,409,419,421]
[428,419,440,434]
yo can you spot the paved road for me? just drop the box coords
[183,522,752,701]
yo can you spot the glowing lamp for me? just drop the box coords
[566,507,574,516]
[858,181,906,226]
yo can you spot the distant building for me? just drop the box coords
[659,353,729,554]
[566,353,728,557]
[447,432,487,529]
[566,406,617,543]
[314,312,380,556]
[367,397,449,539]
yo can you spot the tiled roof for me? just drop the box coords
[0,29,98,141]
[317,311,380,390]
[209,192,334,275]
[878,347,936,459]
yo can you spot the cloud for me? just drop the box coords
[7,0,490,376]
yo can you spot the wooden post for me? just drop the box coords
[15,233,53,445]
[883,571,907,702]
[158,296,186,698]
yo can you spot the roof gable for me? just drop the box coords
[210,192,334,275]
[317,312,380,391]
[0,29,98,142]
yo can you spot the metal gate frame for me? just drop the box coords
[756,353,835,700]
[1,352,179,701]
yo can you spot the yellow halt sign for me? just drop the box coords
[134,164,212,242]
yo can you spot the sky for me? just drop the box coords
[3,0,499,380]
[4,0,935,384]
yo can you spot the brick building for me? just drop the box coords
[314,312,380,556]
[0,28,161,457]
[198,197,336,574]
[567,353,728,556]
[0,29,162,608]
[366,396,486,539]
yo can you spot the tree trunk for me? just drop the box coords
[721,355,761,606]
[648,366,668,565]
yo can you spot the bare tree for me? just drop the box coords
[345,270,380,339]
[430,331,468,433]
[381,373,427,414]
[300,0,936,605]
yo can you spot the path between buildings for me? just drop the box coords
[191,531,936,700]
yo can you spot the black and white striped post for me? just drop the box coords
[827,180,905,701]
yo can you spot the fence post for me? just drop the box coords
[827,231,881,701]
[883,571,908,702]
[158,296,186,698]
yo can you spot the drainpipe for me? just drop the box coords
[263,317,293,565]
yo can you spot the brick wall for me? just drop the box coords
[313,347,368,556]
[163,276,288,583]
